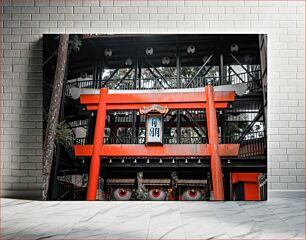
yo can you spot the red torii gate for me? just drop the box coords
[74,85,240,200]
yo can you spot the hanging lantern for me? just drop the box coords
[187,45,196,54]
[203,55,209,62]
[125,58,133,66]
[244,54,252,63]
[104,48,112,57]
[162,56,170,65]
[230,43,239,53]
[145,47,154,56]
[80,72,87,79]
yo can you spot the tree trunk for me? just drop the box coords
[42,34,69,200]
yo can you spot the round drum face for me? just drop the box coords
[104,48,112,57]
[181,189,202,201]
[148,188,167,201]
[113,188,132,201]
[145,47,154,56]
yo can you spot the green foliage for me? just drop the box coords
[52,34,82,59]
[55,121,75,150]
[69,35,82,53]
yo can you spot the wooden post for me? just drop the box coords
[205,85,224,200]
[86,88,108,200]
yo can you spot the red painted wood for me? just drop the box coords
[244,182,260,200]
[232,173,260,200]
[205,85,224,200]
[80,89,235,106]
[74,144,240,157]
[86,102,229,111]
[86,89,108,200]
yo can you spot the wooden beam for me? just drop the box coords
[80,90,236,105]
[86,102,228,110]
[74,144,240,157]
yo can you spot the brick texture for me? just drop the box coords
[0,0,305,199]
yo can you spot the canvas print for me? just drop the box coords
[43,34,267,201]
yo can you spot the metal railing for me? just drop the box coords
[163,136,207,144]
[75,137,87,145]
[259,173,267,200]
[224,131,265,143]
[227,70,261,85]
[180,76,219,88]
[74,132,265,157]
[238,136,266,158]
[65,70,262,96]
[224,131,266,157]
[65,80,94,97]
[68,119,89,128]
[104,136,146,144]
[55,180,74,200]
[75,136,208,145]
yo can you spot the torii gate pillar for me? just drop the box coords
[206,85,224,200]
[86,88,108,200]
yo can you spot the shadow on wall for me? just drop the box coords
[2,38,43,200]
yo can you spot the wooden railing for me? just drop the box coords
[224,131,266,158]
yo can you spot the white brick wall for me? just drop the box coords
[0,0,305,199]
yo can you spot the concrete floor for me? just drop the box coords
[1,197,305,239]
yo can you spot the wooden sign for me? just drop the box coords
[140,104,169,115]
[146,113,163,145]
